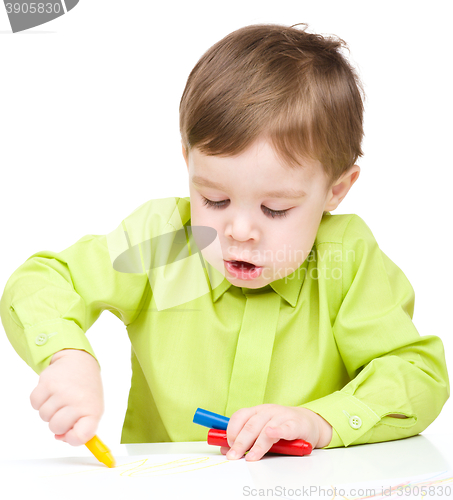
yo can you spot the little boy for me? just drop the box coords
[0,23,449,462]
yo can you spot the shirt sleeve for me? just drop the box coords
[0,210,150,375]
[299,215,450,448]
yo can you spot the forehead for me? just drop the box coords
[189,137,323,184]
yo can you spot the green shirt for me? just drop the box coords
[0,196,449,449]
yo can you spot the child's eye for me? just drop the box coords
[201,196,289,218]
[262,206,289,218]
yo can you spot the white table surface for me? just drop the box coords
[125,433,452,481]
[1,433,452,499]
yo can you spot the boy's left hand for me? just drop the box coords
[222,404,332,461]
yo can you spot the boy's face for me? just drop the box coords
[183,136,359,289]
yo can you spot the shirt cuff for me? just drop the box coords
[24,319,97,374]
[299,391,381,448]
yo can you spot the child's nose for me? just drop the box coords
[225,214,259,243]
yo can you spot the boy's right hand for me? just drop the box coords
[30,349,104,446]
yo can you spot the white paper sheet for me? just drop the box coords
[1,452,452,500]
[0,453,255,500]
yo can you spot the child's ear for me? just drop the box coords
[324,165,360,212]
[181,142,189,169]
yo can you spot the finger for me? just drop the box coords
[38,396,65,423]
[226,407,258,447]
[54,433,73,444]
[226,411,272,460]
[48,406,81,437]
[30,384,51,411]
[245,425,283,462]
[265,420,301,441]
[220,447,229,455]
[63,415,98,446]
[246,421,301,462]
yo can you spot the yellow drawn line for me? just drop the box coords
[39,456,228,479]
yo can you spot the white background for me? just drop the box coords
[0,0,451,460]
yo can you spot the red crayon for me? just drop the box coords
[207,428,313,457]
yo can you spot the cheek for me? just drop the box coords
[271,217,316,264]
[189,189,205,222]
[194,207,213,226]
[191,204,221,236]
[190,198,206,224]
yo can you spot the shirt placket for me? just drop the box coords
[224,286,281,416]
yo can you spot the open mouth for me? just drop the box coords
[228,260,258,269]
[224,260,263,280]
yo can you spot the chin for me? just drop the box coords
[227,276,268,288]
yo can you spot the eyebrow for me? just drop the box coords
[191,175,307,199]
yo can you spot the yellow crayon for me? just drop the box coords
[85,435,116,468]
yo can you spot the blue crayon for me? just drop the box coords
[193,408,230,431]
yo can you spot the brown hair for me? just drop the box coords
[179,23,365,189]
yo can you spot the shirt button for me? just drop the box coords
[35,334,48,346]
[349,416,362,429]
